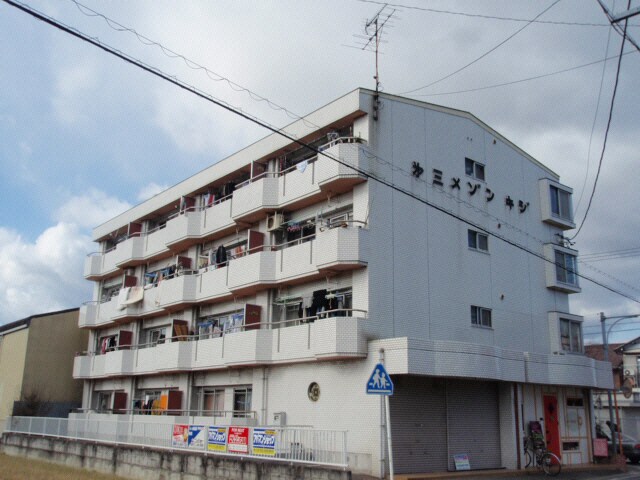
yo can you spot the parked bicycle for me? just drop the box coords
[524,433,562,476]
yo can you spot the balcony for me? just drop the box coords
[133,340,194,374]
[74,314,367,379]
[73,349,134,379]
[155,273,198,310]
[200,199,235,240]
[165,210,202,251]
[227,251,277,294]
[315,141,367,193]
[315,224,368,273]
[231,174,279,222]
[84,236,144,280]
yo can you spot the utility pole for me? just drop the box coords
[597,0,640,52]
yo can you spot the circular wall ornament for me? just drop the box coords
[308,382,320,401]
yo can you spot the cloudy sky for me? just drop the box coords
[1,0,639,343]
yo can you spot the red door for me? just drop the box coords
[543,395,561,458]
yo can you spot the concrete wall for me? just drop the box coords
[23,310,88,404]
[1,432,351,480]
[0,328,28,419]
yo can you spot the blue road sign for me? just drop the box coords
[366,363,394,395]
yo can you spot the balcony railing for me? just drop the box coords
[85,138,368,279]
[73,312,367,379]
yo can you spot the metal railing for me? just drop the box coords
[5,416,348,467]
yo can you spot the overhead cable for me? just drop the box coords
[401,0,561,95]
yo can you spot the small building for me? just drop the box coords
[587,340,640,439]
[73,89,612,475]
[0,308,88,419]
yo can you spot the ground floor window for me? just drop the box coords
[198,387,224,415]
[233,387,252,417]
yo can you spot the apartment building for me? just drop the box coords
[73,89,612,475]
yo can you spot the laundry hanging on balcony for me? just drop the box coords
[117,286,145,309]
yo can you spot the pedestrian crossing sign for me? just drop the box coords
[366,363,394,395]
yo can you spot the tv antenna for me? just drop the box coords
[352,4,397,120]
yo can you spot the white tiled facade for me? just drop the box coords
[74,89,611,475]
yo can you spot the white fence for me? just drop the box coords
[4,416,347,467]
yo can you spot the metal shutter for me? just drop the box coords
[389,376,448,473]
[446,380,502,470]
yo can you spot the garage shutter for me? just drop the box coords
[446,380,502,470]
[389,376,502,474]
[389,376,448,473]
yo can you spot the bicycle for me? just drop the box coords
[524,435,562,476]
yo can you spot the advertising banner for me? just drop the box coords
[208,426,228,452]
[252,428,277,456]
[188,425,206,449]
[228,426,250,453]
[171,424,189,448]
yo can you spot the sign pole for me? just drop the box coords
[367,352,395,479]
[385,393,394,480]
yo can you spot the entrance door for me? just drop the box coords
[543,395,561,458]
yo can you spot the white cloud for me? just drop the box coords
[137,182,169,202]
[54,188,131,229]
[0,190,131,324]
[0,224,92,324]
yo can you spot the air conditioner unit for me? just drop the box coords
[267,213,284,231]
[625,369,635,377]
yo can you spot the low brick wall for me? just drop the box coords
[1,432,351,480]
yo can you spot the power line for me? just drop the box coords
[68,0,319,129]
[4,0,640,306]
[411,50,637,97]
[574,24,614,216]
[570,15,629,240]
[358,0,631,27]
[401,0,561,95]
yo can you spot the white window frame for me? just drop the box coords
[539,179,575,229]
[468,229,489,252]
[199,387,225,415]
[555,249,578,286]
[471,305,492,328]
[550,185,573,221]
[465,157,485,181]
[544,244,581,293]
[560,317,583,353]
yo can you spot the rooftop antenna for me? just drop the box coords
[351,4,397,121]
